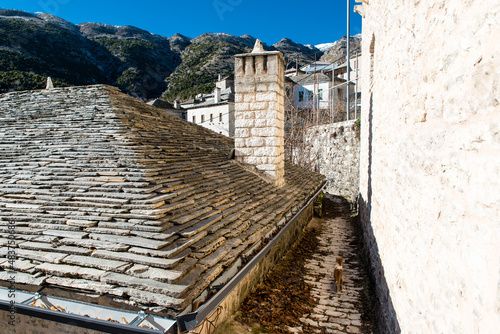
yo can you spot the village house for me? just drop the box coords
[0,42,325,333]
[147,98,187,121]
[287,72,348,111]
[183,75,235,138]
[284,57,360,121]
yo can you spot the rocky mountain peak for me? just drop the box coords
[320,35,362,64]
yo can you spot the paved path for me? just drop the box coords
[297,194,375,334]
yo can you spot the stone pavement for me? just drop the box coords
[296,194,376,334]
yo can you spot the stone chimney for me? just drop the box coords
[174,100,180,109]
[46,77,54,90]
[234,39,285,187]
[214,87,221,104]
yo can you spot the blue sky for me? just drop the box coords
[1,0,362,45]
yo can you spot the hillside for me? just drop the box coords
[162,34,325,101]
[272,38,323,68]
[78,22,183,99]
[320,35,362,64]
[161,33,256,101]
[0,10,113,92]
[0,10,182,100]
[0,9,357,102]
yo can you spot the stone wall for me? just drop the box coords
[357,0,500,333]
[307,120,360,203]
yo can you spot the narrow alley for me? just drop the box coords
[217,194,376,334]
[297,194,376,333]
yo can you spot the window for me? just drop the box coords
[210,114,213,123]
[298,91,304,102]
[192,115,196,123]
[201,115,205,123]
[219,113,223,122]
[307,91,313,101]
[318,89,324,100]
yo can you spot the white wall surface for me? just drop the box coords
[359,0,500,332]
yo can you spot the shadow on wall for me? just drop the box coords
[358,93,401,334]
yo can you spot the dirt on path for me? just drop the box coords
[215,195,377,334]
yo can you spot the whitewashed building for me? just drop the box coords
[287,72,351,111]
[183,76,235,137]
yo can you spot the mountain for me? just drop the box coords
[0,10,182,100]
[315,42,338,52]
[0,9,114,92]
[271,38,323,68]
[162,35,325,101]
[168,33,192,54]
[319,35,362,64]
[0,9,359,102]
[77,22,182,99]
[162,33,256,101]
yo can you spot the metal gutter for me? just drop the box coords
[0,287,176,334]
[177,181,327,331]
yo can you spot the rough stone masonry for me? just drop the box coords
[234,40,286,187]
[356,0,500,333]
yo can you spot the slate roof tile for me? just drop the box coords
[0,85,325,316]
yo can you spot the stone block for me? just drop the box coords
[255,55,266,75]
[256,92,277,102]
[240,111,255,119]
[244,156,265,165]
[268,102,280,111]
[244,56,255,76]
[234,149,245,157]
[254,147,279,157]
[267,118,283,127]
[267,82,279,92]
[236,147,254,156]
[234,112,246,120]
[235,119,255,128]
[236,76,256,85]
[265,170,277,179]
[234,57,245,76]
[254,109,280,119]
[257,164,277,171]
[250,102,268,111]
[234,94,243,103]
[267,55,278,75]
[235,83,255,93]
[250,127,275,137]
[235,102,250,111]
[255,119,267,128]
[264,137,281,146]
[243,94,256,103]
[257,84,268,92]
[235,128,249,138]
[234,138,246,148]
[245,137,264,147]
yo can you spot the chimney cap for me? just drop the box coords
[252,39,265,53]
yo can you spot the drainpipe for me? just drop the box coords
[0,288,176,334]
[355,51,359,119]
[346,0,351,120]
[176,181,327,332]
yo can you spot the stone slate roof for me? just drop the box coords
[0,85,324,317]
